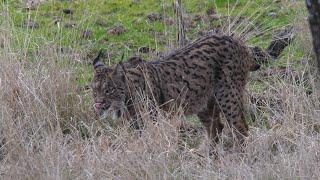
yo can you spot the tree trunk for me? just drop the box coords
[174,0,186,47]
[306,0,320,73]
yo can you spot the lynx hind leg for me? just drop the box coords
[215,83,249,142]
[210,105,224,142]
[197,100,223,143]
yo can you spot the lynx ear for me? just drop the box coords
[114,61,126,75]
[93,50,106,69]
[111,62,126,81]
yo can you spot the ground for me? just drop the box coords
[0,0,320,179]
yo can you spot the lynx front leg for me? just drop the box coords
[215,83,248,143]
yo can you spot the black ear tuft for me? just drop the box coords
[114,61,127,75]
[93,50,105,69]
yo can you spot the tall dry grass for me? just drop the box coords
[1,1,320,179]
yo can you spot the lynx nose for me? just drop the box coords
[94,102,103,111]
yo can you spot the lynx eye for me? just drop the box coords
[105,88,115,94]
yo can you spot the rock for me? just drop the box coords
[147,12,162,22]
[63,9,73,15]
[267,26,295,58]
[107,23,125,35]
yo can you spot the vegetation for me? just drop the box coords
[0,0,319,179]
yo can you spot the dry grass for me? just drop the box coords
[1,1,320,180]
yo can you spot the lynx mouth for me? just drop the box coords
[93,102,109,118]
[93,102,108,113]
[94,103,124,120]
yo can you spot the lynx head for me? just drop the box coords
[91,51,128,120]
